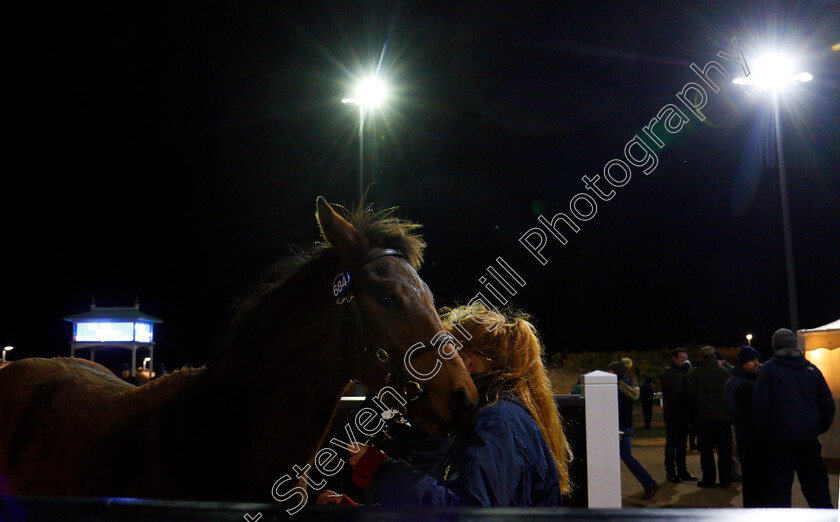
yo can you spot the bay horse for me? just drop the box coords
[0,197,478,502]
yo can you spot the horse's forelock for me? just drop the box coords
[343,204,426,270]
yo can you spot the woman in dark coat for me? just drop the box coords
[320,303,572,506]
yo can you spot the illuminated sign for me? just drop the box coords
[74,322,154,343]
[134,323,153,343]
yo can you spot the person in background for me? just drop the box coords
[118,363,139,386]
[754,328,835,508]
[715,350,741,481]
[661,348,696,483]
[640,378,654,430]
[150,362,168,381]
[320,303,572,506]
[621,357,634,383]
[683,358,699,452]
[724,345,767,507]
[608,360,660,500]
[686,346,732,488]
[715,350,734,371]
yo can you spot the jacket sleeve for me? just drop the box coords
[685,370,696,398]
[723,377,739,417]
[370,410,520,506]
[815,367,836,434]
[661,367,679,394]
[371,459,464,505]
[618,380,640,401]
[753,365,771,432]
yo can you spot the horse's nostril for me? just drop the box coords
[449,386,476,427]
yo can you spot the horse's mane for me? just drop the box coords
[206,204,426,367]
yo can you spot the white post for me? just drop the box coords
[582,370,622,507]
[130,345,137,377]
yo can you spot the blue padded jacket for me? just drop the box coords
[369,394,562,506]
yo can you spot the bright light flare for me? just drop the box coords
[342,77,388,106]
[3,346,12,351]
[732,54,812,89]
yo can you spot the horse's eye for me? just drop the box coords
[377,295,397,307]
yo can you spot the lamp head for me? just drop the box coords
[343,77,388,106]
[732,53,812,90]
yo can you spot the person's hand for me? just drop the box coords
[349,444,388,488]
[316,490,344,505]
[348,444,369,466]
[316,490,359,506]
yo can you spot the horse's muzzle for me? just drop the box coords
[449,386,476,429]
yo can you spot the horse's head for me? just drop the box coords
[317,197,478,433]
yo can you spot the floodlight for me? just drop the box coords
[732,49,814,330]
[342,77,388,106]
[732,54,812,89]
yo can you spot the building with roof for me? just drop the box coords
[64,299,162,377]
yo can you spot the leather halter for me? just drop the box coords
[334,248,440,403]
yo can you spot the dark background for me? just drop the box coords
[5,1,840,371]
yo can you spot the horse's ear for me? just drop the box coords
[316,196,367,262]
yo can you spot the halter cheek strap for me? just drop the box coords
[333,249,404,380]
[333,248,441,402]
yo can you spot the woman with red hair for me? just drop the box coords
[322,303,572,506]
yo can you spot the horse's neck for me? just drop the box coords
[203,359,348,475]
[147,350,347,499]
[166,272,352,497]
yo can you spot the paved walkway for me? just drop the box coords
[620,444,840,508]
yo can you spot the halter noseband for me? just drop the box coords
[333,248,440,404]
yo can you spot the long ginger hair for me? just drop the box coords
[439,303,572,495]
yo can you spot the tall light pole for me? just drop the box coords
[2,346,12,363]
[746,333,753,346]
[733,55,812,332]
[343,77,387,203]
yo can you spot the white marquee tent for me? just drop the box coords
[798,318,840,464]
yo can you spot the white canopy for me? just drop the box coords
[799,317,840,395]
[799,318,840,463]
[798,318,840,351]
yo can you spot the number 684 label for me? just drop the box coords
[332,272,351,298]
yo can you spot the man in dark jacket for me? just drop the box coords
[754,328,835,508]
[724,345,768,506]
[686,346,732,488]
[661,348,696,483]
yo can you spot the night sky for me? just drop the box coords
[5,1,840,371]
